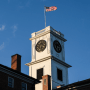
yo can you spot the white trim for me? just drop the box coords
[30,30,67,42]
[25,56,71,68]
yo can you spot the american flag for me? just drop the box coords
[45,6,57,12]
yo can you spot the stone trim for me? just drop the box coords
[25,56,71,68]
[29,30,67,42]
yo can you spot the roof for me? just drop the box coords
[54,78,90,90]
[0,64,40,84]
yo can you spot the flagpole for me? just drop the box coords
[44,6,46,28]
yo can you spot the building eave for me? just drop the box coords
[0,64,40,84]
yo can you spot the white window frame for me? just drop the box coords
[8,77,14,88]
[21,82,27,90]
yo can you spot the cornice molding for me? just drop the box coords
[29,30,67,42]
[51,56,72,68]
[25,56,51,66]
[25,56,71,68]
[0,65,39,84]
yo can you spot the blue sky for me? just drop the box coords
[0,0,90,84]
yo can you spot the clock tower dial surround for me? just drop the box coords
[30,27,66,62]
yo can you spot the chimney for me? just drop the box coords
[42,75,51,90]
[11,54,21,72]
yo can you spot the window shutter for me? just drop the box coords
[57,68,63,81]
[37,68,43,80]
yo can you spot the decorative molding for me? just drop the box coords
[30,30,67,42]
[25,56,72,68]
[26,56,51,66]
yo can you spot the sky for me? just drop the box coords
[0,0,90,84]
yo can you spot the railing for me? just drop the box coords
[35,27,61,36]
[36,29,45,35]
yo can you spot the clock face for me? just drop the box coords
[35,40,46,52]
[53,40,62,53]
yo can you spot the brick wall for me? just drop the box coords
[11,54,21,72]
[0,71,34,90]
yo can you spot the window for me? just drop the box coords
[37,68,43,80]
[57,68,63,81]
[22,82,27,90]
[44,79,46,85]
[8,77,14,88]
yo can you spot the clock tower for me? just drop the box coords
[25,26,71,90]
